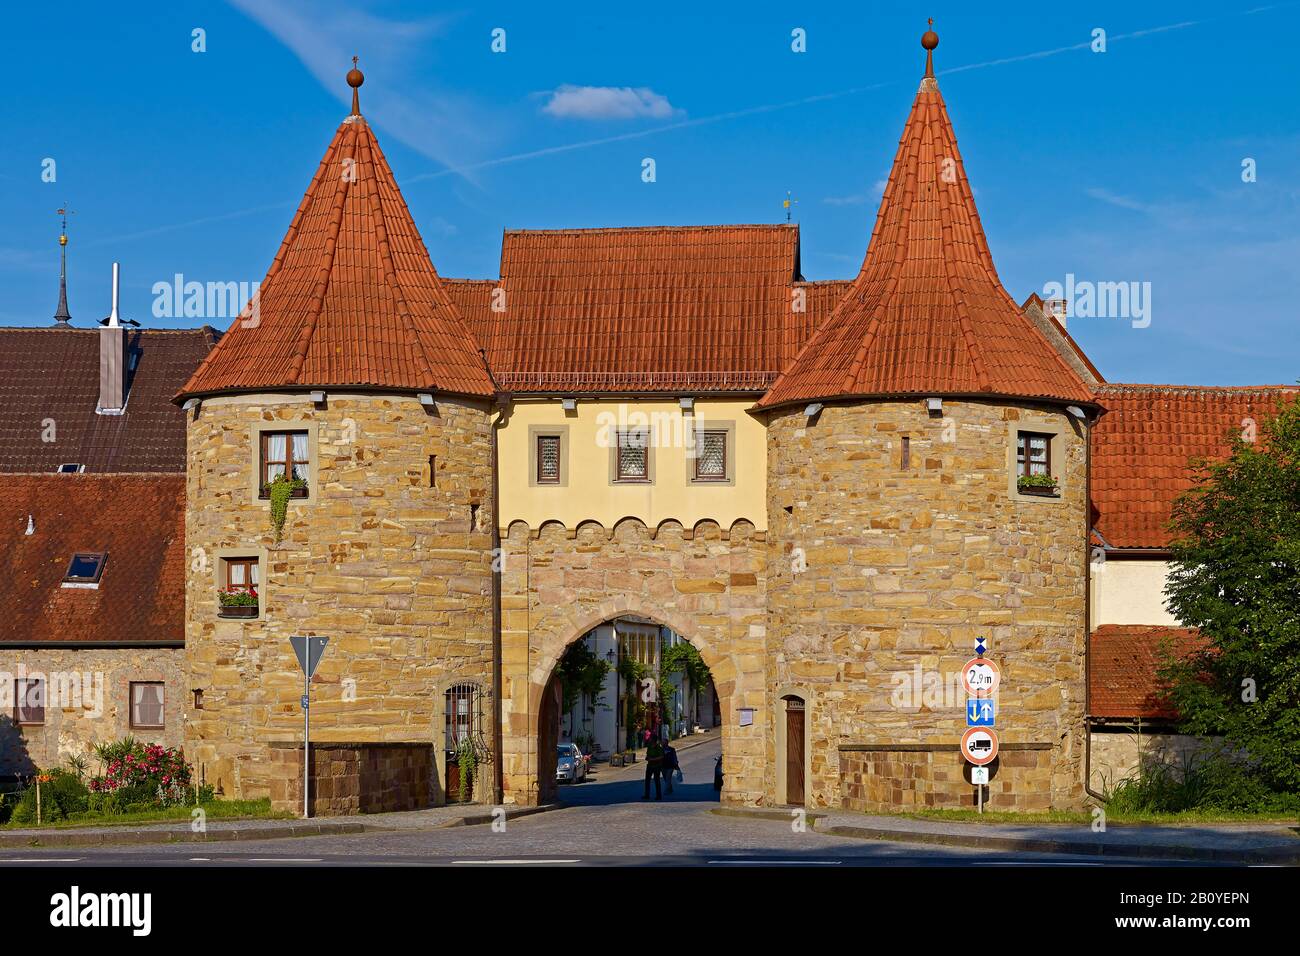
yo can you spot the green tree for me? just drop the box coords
[556,641,611,718]
[1161,393,1300,793]
[661,641,711,688]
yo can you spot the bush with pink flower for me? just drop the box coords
[89,737,195,809]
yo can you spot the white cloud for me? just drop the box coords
[541,85,682,121]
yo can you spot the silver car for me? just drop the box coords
[555,743,587,784]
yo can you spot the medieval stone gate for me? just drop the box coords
[498,518,767,806]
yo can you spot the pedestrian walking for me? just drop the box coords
[642,736,665,800]
[662,741,679,794]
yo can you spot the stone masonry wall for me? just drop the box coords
[839,744,1053,811]
[268,741,432,815]
[184,393,494,800]
[499,518,767,806]
[0,647,185,778]
[766,399,1088,811]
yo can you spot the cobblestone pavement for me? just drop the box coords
[0,740,1190,866]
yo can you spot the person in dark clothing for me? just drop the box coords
[642,737,665,800]
[662,741,679,794]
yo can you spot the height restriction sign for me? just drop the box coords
[962,657,1000,696]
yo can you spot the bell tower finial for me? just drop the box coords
[347,56,365,116]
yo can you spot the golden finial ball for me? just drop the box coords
[921,28,939,51]
[59,234,68,246]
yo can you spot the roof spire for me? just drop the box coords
[53,205,73,327]
[921,19,939,88]
[347,56,364,117]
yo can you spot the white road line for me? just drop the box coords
[452,859,580,865]
[0,858,83,863]
[246,858,323,863]
[189,857,211,861]
[705,860,841,866]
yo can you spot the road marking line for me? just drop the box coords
[707,860,841,865]
[452,859,580,865]
[247,858,322,862]
[0,858,84,863]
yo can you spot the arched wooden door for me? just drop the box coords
[783,695,806,805]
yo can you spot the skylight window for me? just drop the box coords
[62,552,107,587]
[57,463,85,474]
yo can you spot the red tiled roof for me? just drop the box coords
[179,115,494,400]
[445,224,816,393]
[0,474,185,645]
[1090,625,1209,719]
[1092,384,1297,549]
[759,68,1094,409]
[0,328,217,473]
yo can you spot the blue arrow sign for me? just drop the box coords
[966,698,996,726]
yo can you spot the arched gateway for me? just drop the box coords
[498,519,767,807]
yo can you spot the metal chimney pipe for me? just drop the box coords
[98,262,127,414]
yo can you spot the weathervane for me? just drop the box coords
[783,190,798,223]
[53,204,75,326]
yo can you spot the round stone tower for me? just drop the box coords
[176,65,497,803]
[758,28,1097,812]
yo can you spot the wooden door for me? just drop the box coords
[786,699,805,805]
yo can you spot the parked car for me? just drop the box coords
[556,743,587,784]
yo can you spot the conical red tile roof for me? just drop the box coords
[759,41,1093,410]
[179,112,494,400]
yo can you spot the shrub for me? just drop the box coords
[1105,752,1300,815]
[88,739,194,809]
[9,769,90,825]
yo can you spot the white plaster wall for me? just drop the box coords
[1091,559,1180,626]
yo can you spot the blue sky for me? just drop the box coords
[3,1,1297,385]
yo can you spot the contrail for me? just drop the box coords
[97,5,1289,243]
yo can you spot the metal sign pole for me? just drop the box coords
[303,667,310,820]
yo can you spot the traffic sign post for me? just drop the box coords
[963,641,997,813]
[290,636,329,819]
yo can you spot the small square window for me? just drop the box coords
[63,552,107,585]
[693,430,728,481]
[259,430,310,498]
[130,682,165,730]
[57,463,84,474]
[15,678,45,726]
[1016,431,1053,477]
[536,435,561,484]
[615,431,649,482]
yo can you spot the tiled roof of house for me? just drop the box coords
[444,224,828,394]
[758,54,1094,410]
[0,474,185,646]
[1091,384,1297,549]
[1089,624,1209,719]
[178,106,494,401]
[0,327,217,473]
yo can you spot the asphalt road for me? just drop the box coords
[0,739,1187,867]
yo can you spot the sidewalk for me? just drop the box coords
[714,806,1300,864]
[0,803,562,849]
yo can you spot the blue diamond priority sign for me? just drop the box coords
[975,636,987,657]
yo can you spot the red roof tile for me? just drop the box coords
[0,328,217,473]
[178,115,493,400]
[1092,384,1297,549]
[444,224,817,393]
[1090,625,1209,719]
[759,67,1093,409]
[0,474,185,645]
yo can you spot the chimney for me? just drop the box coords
[98,262,127,414]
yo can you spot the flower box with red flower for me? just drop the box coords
[218,586,259,618]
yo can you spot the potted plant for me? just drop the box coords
[1017,473,1059,497]
[218,587,258,618]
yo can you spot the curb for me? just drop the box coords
[0,821,367,849]
[0,803,566,848]
[710,806,1300,864]
[814,822,1300,864]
